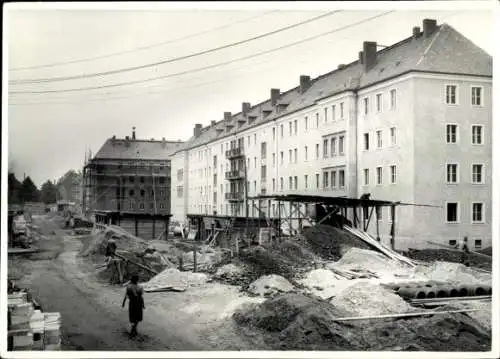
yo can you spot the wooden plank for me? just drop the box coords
[333,308,487,322]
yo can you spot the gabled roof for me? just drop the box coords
[93,138,184,161]
[174,23,492,154]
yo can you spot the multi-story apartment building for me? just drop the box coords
[170,19,492,250]
[84,128,183,239]
[57,170,83,206]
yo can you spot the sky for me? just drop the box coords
[4,2,496,187]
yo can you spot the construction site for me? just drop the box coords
[7,194,492,351]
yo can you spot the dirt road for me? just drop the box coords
[8,217,208,351]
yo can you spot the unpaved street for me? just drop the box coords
[9,216,249,351]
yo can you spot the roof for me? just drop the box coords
[174,23,492,154]
[92,138,184,161]
[247,194,394,207]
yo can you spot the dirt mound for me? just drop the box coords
[248,275,295,297]
[299,268,338,290]
[78,232,106,257]
[406,248,492,270]
[332,281,415,316]
[301,225,372,260]
[332,247,405,275]
[414,262,491,285]
[476,247,492,256]
[233,293,491,351]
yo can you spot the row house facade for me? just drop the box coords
[170,19,492,250]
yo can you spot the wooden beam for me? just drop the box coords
[333,308,486,322]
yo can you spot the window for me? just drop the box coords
[316,113,319,128]
[129,202,134,210]
[471,86,482,106]
[390,127,397,146]
[339,170,345,188]
[289,150,292,163]
[390,165,397,184]
[315,144,320,159]
[280,177,284,191]
[129,189,135,196]
[446,164,459,184]
[316,174,320,188]
[272,178,276,191]
[248,136,250,146]
[446,202,459,223]
[280,124,284,138]
[304,116,308,131]
[472,125,483,145]
[323,139,329,158]
[294,176,298,190]
[376,207,383,221]
[139,203,144,210]
[294,120,298,135]
[331,138,337,156]
[446,85,457,104]
[294,148,298,163]
[272,153,276,167]
[363,97,369,115]
[364,133,370,150]
[160,203,165,210]
[363,169,369,186]
[272,127,276,141]
[261,142,267,159]
[446,124,458,144]
[472,202,484,223]
[376,130,382,148]
[254,157,257,169]
[376,167,382,185]
[254,134,257,145]
[289,122,292,136]
[331,171,336,188]
[324,107,328,123]
[376,93,382,112]
[140,189,145,197]
[304,146,308,161]
[304,175,308,189]
[339,136,345,155]
[332,105,336,121]
[449,240,457,247]
[280,151,284,166]
[472,164,484,184]
[340,102,344,119]
[390,89,396,109]
[254,181,256,192]
[323,172,329,188]
[289,176,293,190]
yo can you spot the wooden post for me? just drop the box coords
[135,217,139,237]
[152,218,156,239]
[390,204,396,250]
[376,206,381,242]
[277,200,281,241]
[353,206,358,229]
[289,201,293,236]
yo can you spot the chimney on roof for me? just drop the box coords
[194,124,202,138]
[362,41,377,72]
[224,112,232,122]
[270,88,280,106]
[132,126,136,140]
[111,135,116,146]
[161,137,166,148]
[337,64,346,70]
[413,26,421,39]
[299,75,311,94]
[423,19,437,37]
[125,135,130,147]
[358,51,364,65]
[242,102,251,116]
[211,120,216,126]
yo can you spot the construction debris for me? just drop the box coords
[248,274,295,297]
[143,268,209,293]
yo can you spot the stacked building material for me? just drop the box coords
[43,313,62,350]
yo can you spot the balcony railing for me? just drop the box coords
[225,192,244,202]
[225,147,244,159]
[225,170,245,180]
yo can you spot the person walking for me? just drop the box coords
[460,236,471,267]
[122,274,145,337]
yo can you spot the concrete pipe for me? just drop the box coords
[425,289,437,299]
[457,286,469,297]
[434,286,451,298]
[474,286,489,296]
[487,287,492,295]
[449,288,459,297]
[397,286,421,299]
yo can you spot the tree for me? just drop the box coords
[20,176,40,203]
[8,172,22,205]
[40,180,58,204]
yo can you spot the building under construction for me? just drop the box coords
[82,128,183,239]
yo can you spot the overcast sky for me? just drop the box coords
[5,2,495,187]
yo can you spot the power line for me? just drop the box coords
[9,11,393,95]
[10,11,339,85]
[8,11,278,72]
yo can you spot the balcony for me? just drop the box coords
[225,170,245,180]
[225,147,244,159]
[225,192,244,202]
